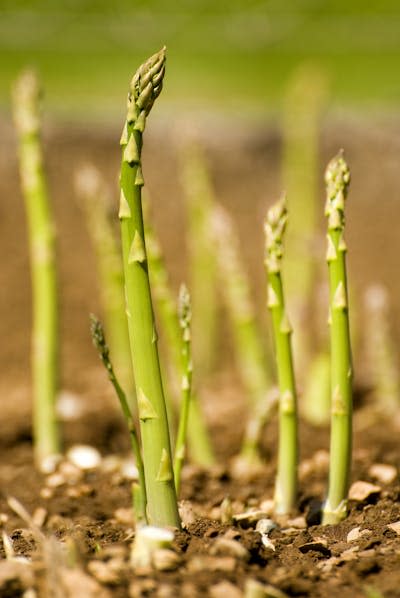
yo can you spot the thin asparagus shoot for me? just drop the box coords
[211,205,274,463]
[90,314,146,524]
[12,70,59,466]
[119,48,180,528]
[364,284,400,414]
[144,195,215,466]
[75,165,135,408]
[265,197,298,514]
[173,284,193,494]
[322,151,353,525]
[282,65,328,378]
[179,138,218,379]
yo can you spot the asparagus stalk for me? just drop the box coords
[364,284,399,414]
[75,165,135,408]
[12,70,59,465]
[180,139,218,379]
[90,315,146,524]
[322,151,353,525]
[144,202,215,465]
[119,48,180,528]
[265,197,298,514]
[211,205,274,462]
[173,284,193,494]
[281,65,327,377]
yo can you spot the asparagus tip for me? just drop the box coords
[129,47,167,117]
[12,69,42,135]
[178,283,191,329]
[325,150,350,203]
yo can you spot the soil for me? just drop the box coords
[1,112,400,597]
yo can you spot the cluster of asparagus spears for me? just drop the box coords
[12,48,367,530]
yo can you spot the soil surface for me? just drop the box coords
[1,113,400,597]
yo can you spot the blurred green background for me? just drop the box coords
[1,0,400,121]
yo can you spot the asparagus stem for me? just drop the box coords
[75,165,135,408]
[180,139,218,378]
[144,202,215,465]
[90,315,147,524]
[322,151,353,525]
[211,205,274,462]
[173,284,193,494]
[12,70,59,465]
[364,284,400,414]
[265,197,298,514]
[119,48,180,528]
[282,65,327,378]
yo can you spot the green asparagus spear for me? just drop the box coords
[118,48,180,528]
[265,197,298,514]
[12,70,59,466]
[322,151,353,525]
[90,315,146,524]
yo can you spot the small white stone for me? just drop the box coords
[368,463,397,485]
[387,521,400,535]
[67,445,102,470]
[39,453,62,475]
[120,459,139,480]
[46,473,65,488]
[56,391,84,421]
[346,527,371,542]
[348,481,381,501]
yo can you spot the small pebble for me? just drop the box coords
[40,488,53,499]
[346,527,371,543]
[152,548,181,571]
[210,537,250,561]
[45,473,65,488]
[67,445,102,470]
[210,580,243,598]
[179,500,197,528]
[348,481,381,502]
[259,499,275,515]
[120,459,139,481]
[244,579,288,598]
[299,538,330,556]
[256,518,278,535]
[87,560,123,585]
[114,508,133,525]
[188,555,236,573]
[59,461,83,483]
[286,516,306,529]
[233,509,271,528]
[387,521,400,535]
[57,391,84,421]
[32,508,47,528]
[38,454,62,475]
[368,463,397,485]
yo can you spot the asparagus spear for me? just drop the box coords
[119,48,180,528]
[144,200,215,466]
[173,284,193,494]
[322,151,353,525]
[211,205,274,462]
[75,165,135,408]
[12,70,59,466]
[265,197,298,514]
[90,315,146,524]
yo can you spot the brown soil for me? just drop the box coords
[1,113,400,597]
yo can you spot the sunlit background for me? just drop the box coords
[1,0,400,121]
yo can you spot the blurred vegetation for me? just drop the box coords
[1,0,400,120]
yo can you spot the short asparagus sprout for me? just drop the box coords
[90,315,146,524]
[119,48,180,528]
[12,70,59,466]
[173,284,193,494]
[212,205,274,463]
[265,197,298,514]
[322,151,353,525]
